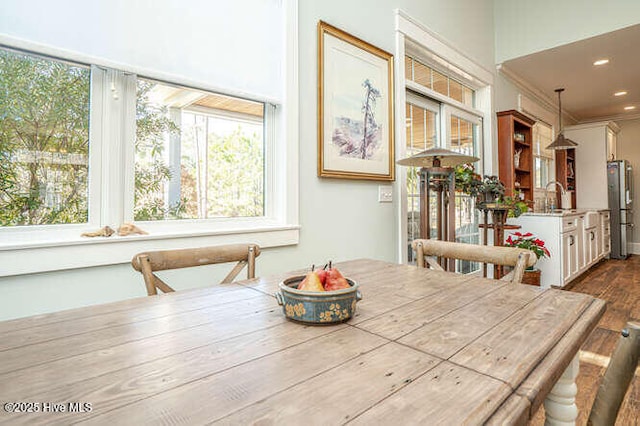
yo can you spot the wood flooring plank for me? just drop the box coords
[597,303,631,332]
[348,361,513,425]
[399,284,542,359]
[76,327,388,426]
[0,296,281,375]
[214,343,441,425]
[450,290,594,388]
[0,323,348,426]
[582,326,621,357]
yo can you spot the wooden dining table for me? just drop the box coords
[0,259,605,425]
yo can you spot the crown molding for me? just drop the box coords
[578,112,640,123]
[497,63,579,124]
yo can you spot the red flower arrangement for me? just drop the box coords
[505,231,551,260]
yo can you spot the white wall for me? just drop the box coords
[616,117,640,246]
[0,0,496,320]
[494,0,640,63]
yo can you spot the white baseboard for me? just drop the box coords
[628,242,640,255]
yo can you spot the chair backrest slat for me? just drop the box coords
[588,321,640,425]
[412,239,536,284]
[131,243,260,296]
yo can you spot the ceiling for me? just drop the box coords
[500,24,640,123]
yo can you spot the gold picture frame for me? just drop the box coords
[317,21,395,181]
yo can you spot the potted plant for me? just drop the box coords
[454,163,482,194]
[454,165,528,217]
[468,175,506,206]
[503,193,529,218]
[505,231,551,285]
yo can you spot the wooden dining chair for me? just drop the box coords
[587,321,640,426]
[131,243,260,296]
[411,239,536,284]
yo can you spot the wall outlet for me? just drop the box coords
[378,185,393,203]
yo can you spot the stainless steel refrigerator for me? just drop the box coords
[607,160,633,259]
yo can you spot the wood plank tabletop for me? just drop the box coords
[0,259,605,425]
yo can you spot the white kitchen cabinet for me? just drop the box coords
[564,121,619,209]
[562,230,579,283]
[508,210,606,289]
[584,227,597,266]
[582,212,599,269]
[598,211,611,259]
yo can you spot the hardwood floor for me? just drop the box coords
[530,256,640,425]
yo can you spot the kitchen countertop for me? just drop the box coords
[523,208,609,217]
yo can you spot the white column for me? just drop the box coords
[544,354,580,426]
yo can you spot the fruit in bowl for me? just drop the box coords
[298,262,350,292]
[275,261,362,324]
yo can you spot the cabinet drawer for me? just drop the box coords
[562,217,579,232]
[601,211,610,220]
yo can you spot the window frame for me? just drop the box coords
[127,75,274,229]
[0,0,299,277]
[395,10,494,265]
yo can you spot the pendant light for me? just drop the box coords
[546,88,578,150]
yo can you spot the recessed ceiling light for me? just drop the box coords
[624,106,636,110]
[614,91,628,96]
[593,59,610,66]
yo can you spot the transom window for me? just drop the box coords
[405,56,474,107]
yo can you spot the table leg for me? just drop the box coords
[543,354,579,426]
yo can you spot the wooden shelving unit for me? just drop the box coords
[555,148,576,208]
[497,110,536,202]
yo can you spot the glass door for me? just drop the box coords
[405,92,439,263]
[444,106,482,273]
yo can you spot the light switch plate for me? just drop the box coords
[378,185,393,203]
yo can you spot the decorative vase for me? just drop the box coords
[521,268,541,286]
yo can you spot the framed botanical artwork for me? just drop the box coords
[317,21,395,181]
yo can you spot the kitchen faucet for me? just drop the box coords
[545,181,566,211]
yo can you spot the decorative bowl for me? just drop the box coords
[275,275,362,324]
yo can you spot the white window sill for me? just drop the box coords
[0,223,299,277]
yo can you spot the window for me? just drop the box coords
[533,122,554,189]
[0,0,297,277]
[0,51,271,229]
[0,46,296,276]
[0,48,91,227]
[405,56,474,107]
[134,79,266,221]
